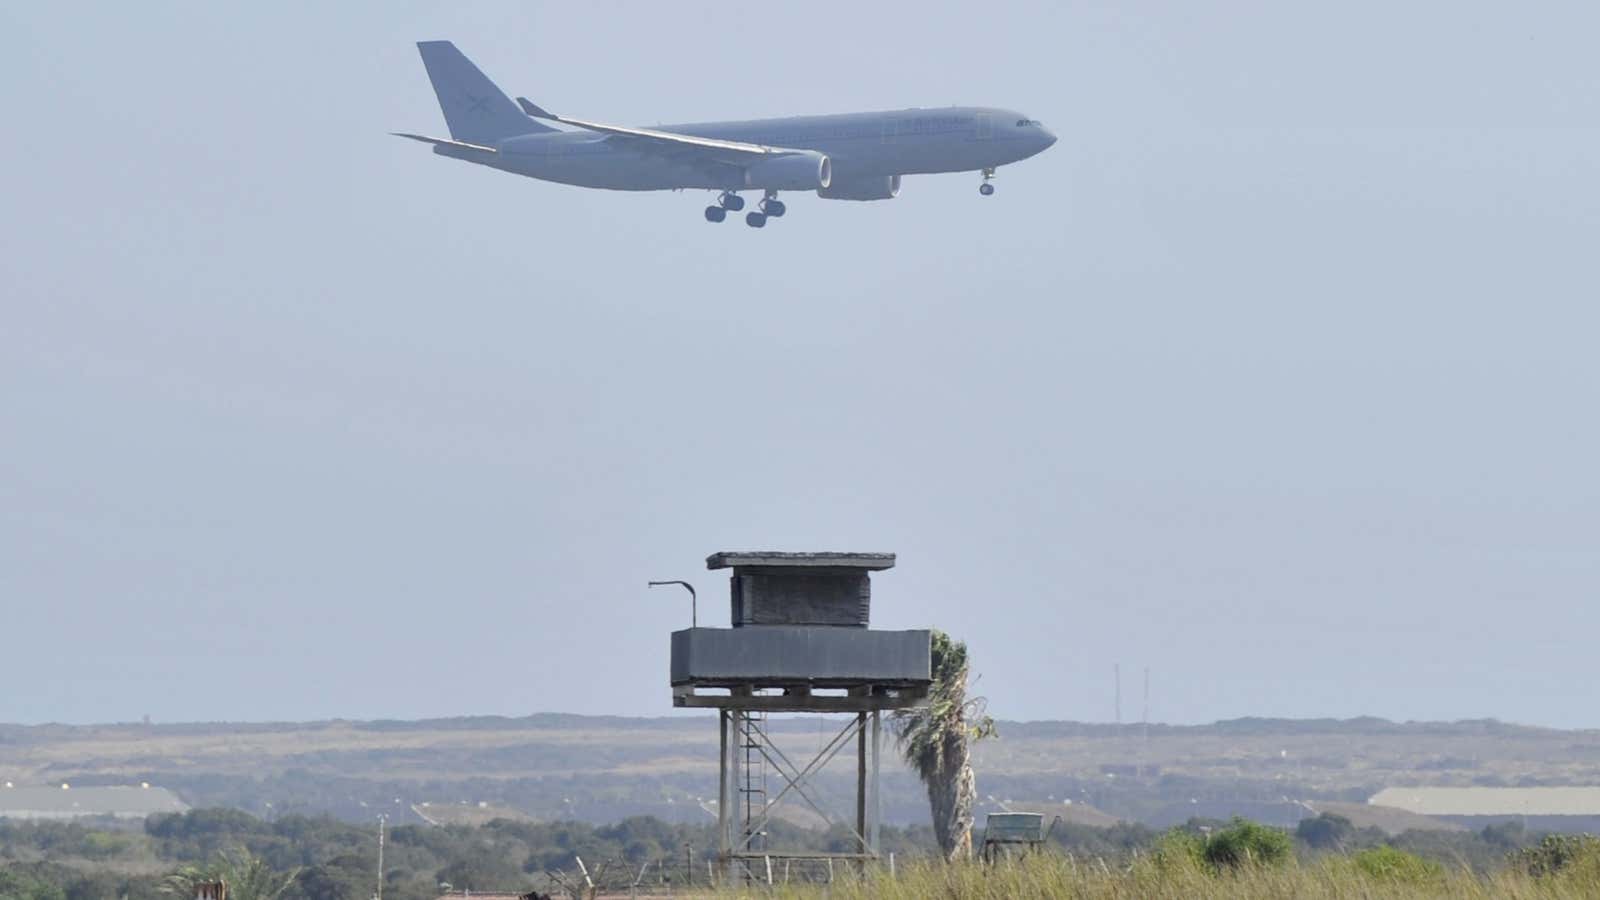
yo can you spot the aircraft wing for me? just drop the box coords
[516,98,782,162]
[390,132,498,154]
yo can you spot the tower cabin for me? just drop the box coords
[670,552,931,711]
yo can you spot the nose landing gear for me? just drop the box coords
[979,167,996,196]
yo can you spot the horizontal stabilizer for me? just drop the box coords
[390,132,498,153]
[516,97,555,120]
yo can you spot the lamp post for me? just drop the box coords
[648,580,697,628]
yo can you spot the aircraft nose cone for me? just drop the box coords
[1039,127,1058,150]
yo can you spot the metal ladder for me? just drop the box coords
[738,711,768,855]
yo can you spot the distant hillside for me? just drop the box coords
[2,715,1596,829]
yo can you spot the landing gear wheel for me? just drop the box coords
[745,211,767,228]
[979,182,995,196]
[761,199,787,218]
[704,205,727,223]
[719,192,746,212]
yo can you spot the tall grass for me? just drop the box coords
[700,850,1600,899]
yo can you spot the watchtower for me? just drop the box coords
[670,552,931,880]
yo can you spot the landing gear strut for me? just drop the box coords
[760,190,786,218]
[704,191,745,223]
[979,167,996,196]
[743,190,785,228]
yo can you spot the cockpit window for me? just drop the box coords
[1015,119,1042,127]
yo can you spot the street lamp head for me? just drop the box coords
[648,580,698,628]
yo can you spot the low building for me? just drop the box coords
[0,785,188,820]
[1368,786,1600,833]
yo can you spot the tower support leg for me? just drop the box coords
[718,710,731,882]
[856,711,868,873]
[870,710,881,856]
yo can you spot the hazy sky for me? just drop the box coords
[3,3,1596,728]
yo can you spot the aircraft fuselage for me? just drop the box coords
[441,107,1055,192]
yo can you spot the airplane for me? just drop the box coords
[394,41,1057,228]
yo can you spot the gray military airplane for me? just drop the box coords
[394,41,1056,227]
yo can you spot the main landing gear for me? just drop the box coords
[979,167,996,196]
[704,191,746,223]
[704,190,786,227]
[760,190,786,218]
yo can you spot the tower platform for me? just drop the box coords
[671,626,930,710]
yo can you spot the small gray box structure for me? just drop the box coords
[984,813,1047,842]
[981,812,1057,862]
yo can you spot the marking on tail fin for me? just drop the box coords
[415,41,553,143]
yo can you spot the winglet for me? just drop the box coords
[517,97,557,120]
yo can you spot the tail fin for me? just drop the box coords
[415,41,554,145]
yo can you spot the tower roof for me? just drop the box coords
[706,551,895,571]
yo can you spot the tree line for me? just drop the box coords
[0,806,1590,900]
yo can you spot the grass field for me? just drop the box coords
[697,853,1600,900]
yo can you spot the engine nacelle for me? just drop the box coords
[817,174,902,201]
[743,152,831,191]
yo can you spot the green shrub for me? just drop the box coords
[1150,828,1206,872]
[1201,818,1292,871]
[1509,833,1600,877]
[76,832,132,860]
[0,867,68,900]
[1295,813,1355,850]
[1352,845,1443,882]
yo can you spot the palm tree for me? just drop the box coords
[161,847,301,900]
[893,629,996,861]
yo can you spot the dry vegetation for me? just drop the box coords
[702,852,1600,900]
[8,716,1600,789]
[973,719,1600,794]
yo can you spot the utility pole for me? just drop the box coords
[1142,667,1150,777]
[1114,663,1121,725]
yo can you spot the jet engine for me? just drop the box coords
[743,152,832,191]
[817,174,902,201]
